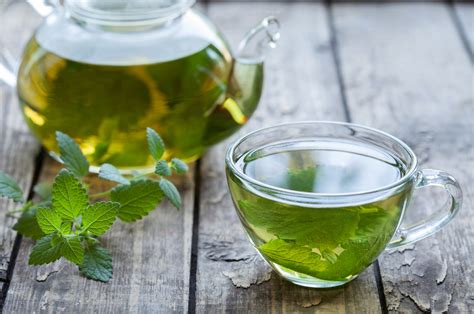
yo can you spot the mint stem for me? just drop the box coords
[89,190,111,199]
[132,173,152,180]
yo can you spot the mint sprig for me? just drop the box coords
[0,127,189,282]
[52,170,89,220]
[82,202,120,236]
[36,207,62,234]
[56,131,90,178]
[155,160,172,177]
[80,243,113,282]
[13,203,46,240]
[170,158,189,174]
[29,234,62,265]
[0,171,24,202]
[111,180,163,222]
[98,164,129,185]
[146,127,165,161]
[159,178,182,209]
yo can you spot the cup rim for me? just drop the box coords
[225,121,418,198]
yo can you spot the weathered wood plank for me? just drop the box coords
[0,1,42,281]
[195,3,382,313]
[333,3,473,312]
[4,158,195,312]
[454,2,473,58]
[3,2,206,311]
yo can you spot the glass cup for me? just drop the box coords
[225,121,462,288]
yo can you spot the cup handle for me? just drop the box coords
[386,169,463,250]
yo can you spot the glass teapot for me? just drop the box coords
[0,0,279,172]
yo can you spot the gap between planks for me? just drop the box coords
[326,1,389,312]
[447,0,473,62]
[187,160,202,314]
[0,150,45,310]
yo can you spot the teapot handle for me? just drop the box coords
[237,16,280,62]
[0,0,56,87]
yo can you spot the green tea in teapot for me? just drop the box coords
[17,37,263,170]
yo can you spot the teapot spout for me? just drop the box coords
[236,16,280,62]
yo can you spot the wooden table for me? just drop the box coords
[0,1,472,313]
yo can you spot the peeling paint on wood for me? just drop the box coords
[35,260,64,282]
[222,262,272,289]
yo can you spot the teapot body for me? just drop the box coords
[16,5,264,171]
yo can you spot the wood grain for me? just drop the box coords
[1,1,472,312]
[0,1,42,281]
[453,2,473,59]
[332,2,473,312]
[4,158,196,312]
[194,2,382,313]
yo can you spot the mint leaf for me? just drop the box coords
[287,166,317,192]
[82,201,119,236]
[155,160,171,177]
[146,127,165,161]
[98,164,129,185]
[111,180,163,222]
[56,131,90,177]
[36,207,62,234]
[79,243,113,282]
[52,170,88,220]
[251,202,400,281]
[60,223,71,235]
[34,182,52,200]
[0,171,23,202]
[159,178,181,209]
[321,249,338,264]
[170,158,189,174]
[238,200,359,248]
[60,236,84,265]
[260,239,325,278]
[51,233,62,246]
[29,234,62,265]
[13,204,46,240]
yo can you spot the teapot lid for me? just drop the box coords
[65,0,195,26]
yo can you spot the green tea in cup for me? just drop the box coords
[226,122,462,288]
